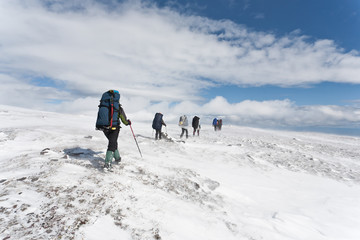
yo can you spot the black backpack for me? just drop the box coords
[192,116,200,128]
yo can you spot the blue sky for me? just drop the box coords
[156,0,360,107]
[159,0,360,51]
[0,0,360,134]
[202,82,360,106]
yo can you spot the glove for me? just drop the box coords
[127,119,131,125]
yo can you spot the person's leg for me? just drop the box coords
[185,129,188,138]
[103,129,111,140]
[156,129,161,140]
[180,128,185,138]
[107,127,120,152]
[104,151,114,168]
[159,127,163,139]
[114,149,121,163]
[103,127,120,167]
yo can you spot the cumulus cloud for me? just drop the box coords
[1,0,360,129]
[141,96,360,128]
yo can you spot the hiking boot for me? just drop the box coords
[114,157,121,164]
[104,163,113,172]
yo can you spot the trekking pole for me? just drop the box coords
[129,125,143,158]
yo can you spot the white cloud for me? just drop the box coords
[253,13,265,19]
[0,73,71,110]
[202,97,358,126]
[1,0,360,129]
[110,96,360,129]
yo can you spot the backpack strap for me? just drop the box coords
[109,94,114,128]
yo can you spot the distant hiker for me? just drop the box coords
[212,118,218,131]
[179,115,189,138]
[152,113,166,140]
[218,119,222,130]
[192,116,201,136]
[95,90,131,170]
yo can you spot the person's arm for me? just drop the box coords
[119,105,131,125]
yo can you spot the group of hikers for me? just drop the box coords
[95,90,221,170]
[151,113,201,140]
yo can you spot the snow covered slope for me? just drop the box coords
[1,105,360,240]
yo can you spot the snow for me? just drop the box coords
[76,215,132,240]
[1,105,360,240]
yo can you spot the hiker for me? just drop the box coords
[218,119,222,130]
[212,118,218,131]
[152,113,166,140]
[192,116,201,136]
[179,115,189,138]
[95,90,131,169]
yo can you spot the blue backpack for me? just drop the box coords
[152,113,163,130]
[212,118,218,126]
[96,90,120,130]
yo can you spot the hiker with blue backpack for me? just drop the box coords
[96,90,131,170]
[152,113,166,140]
[212,118,218,131]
